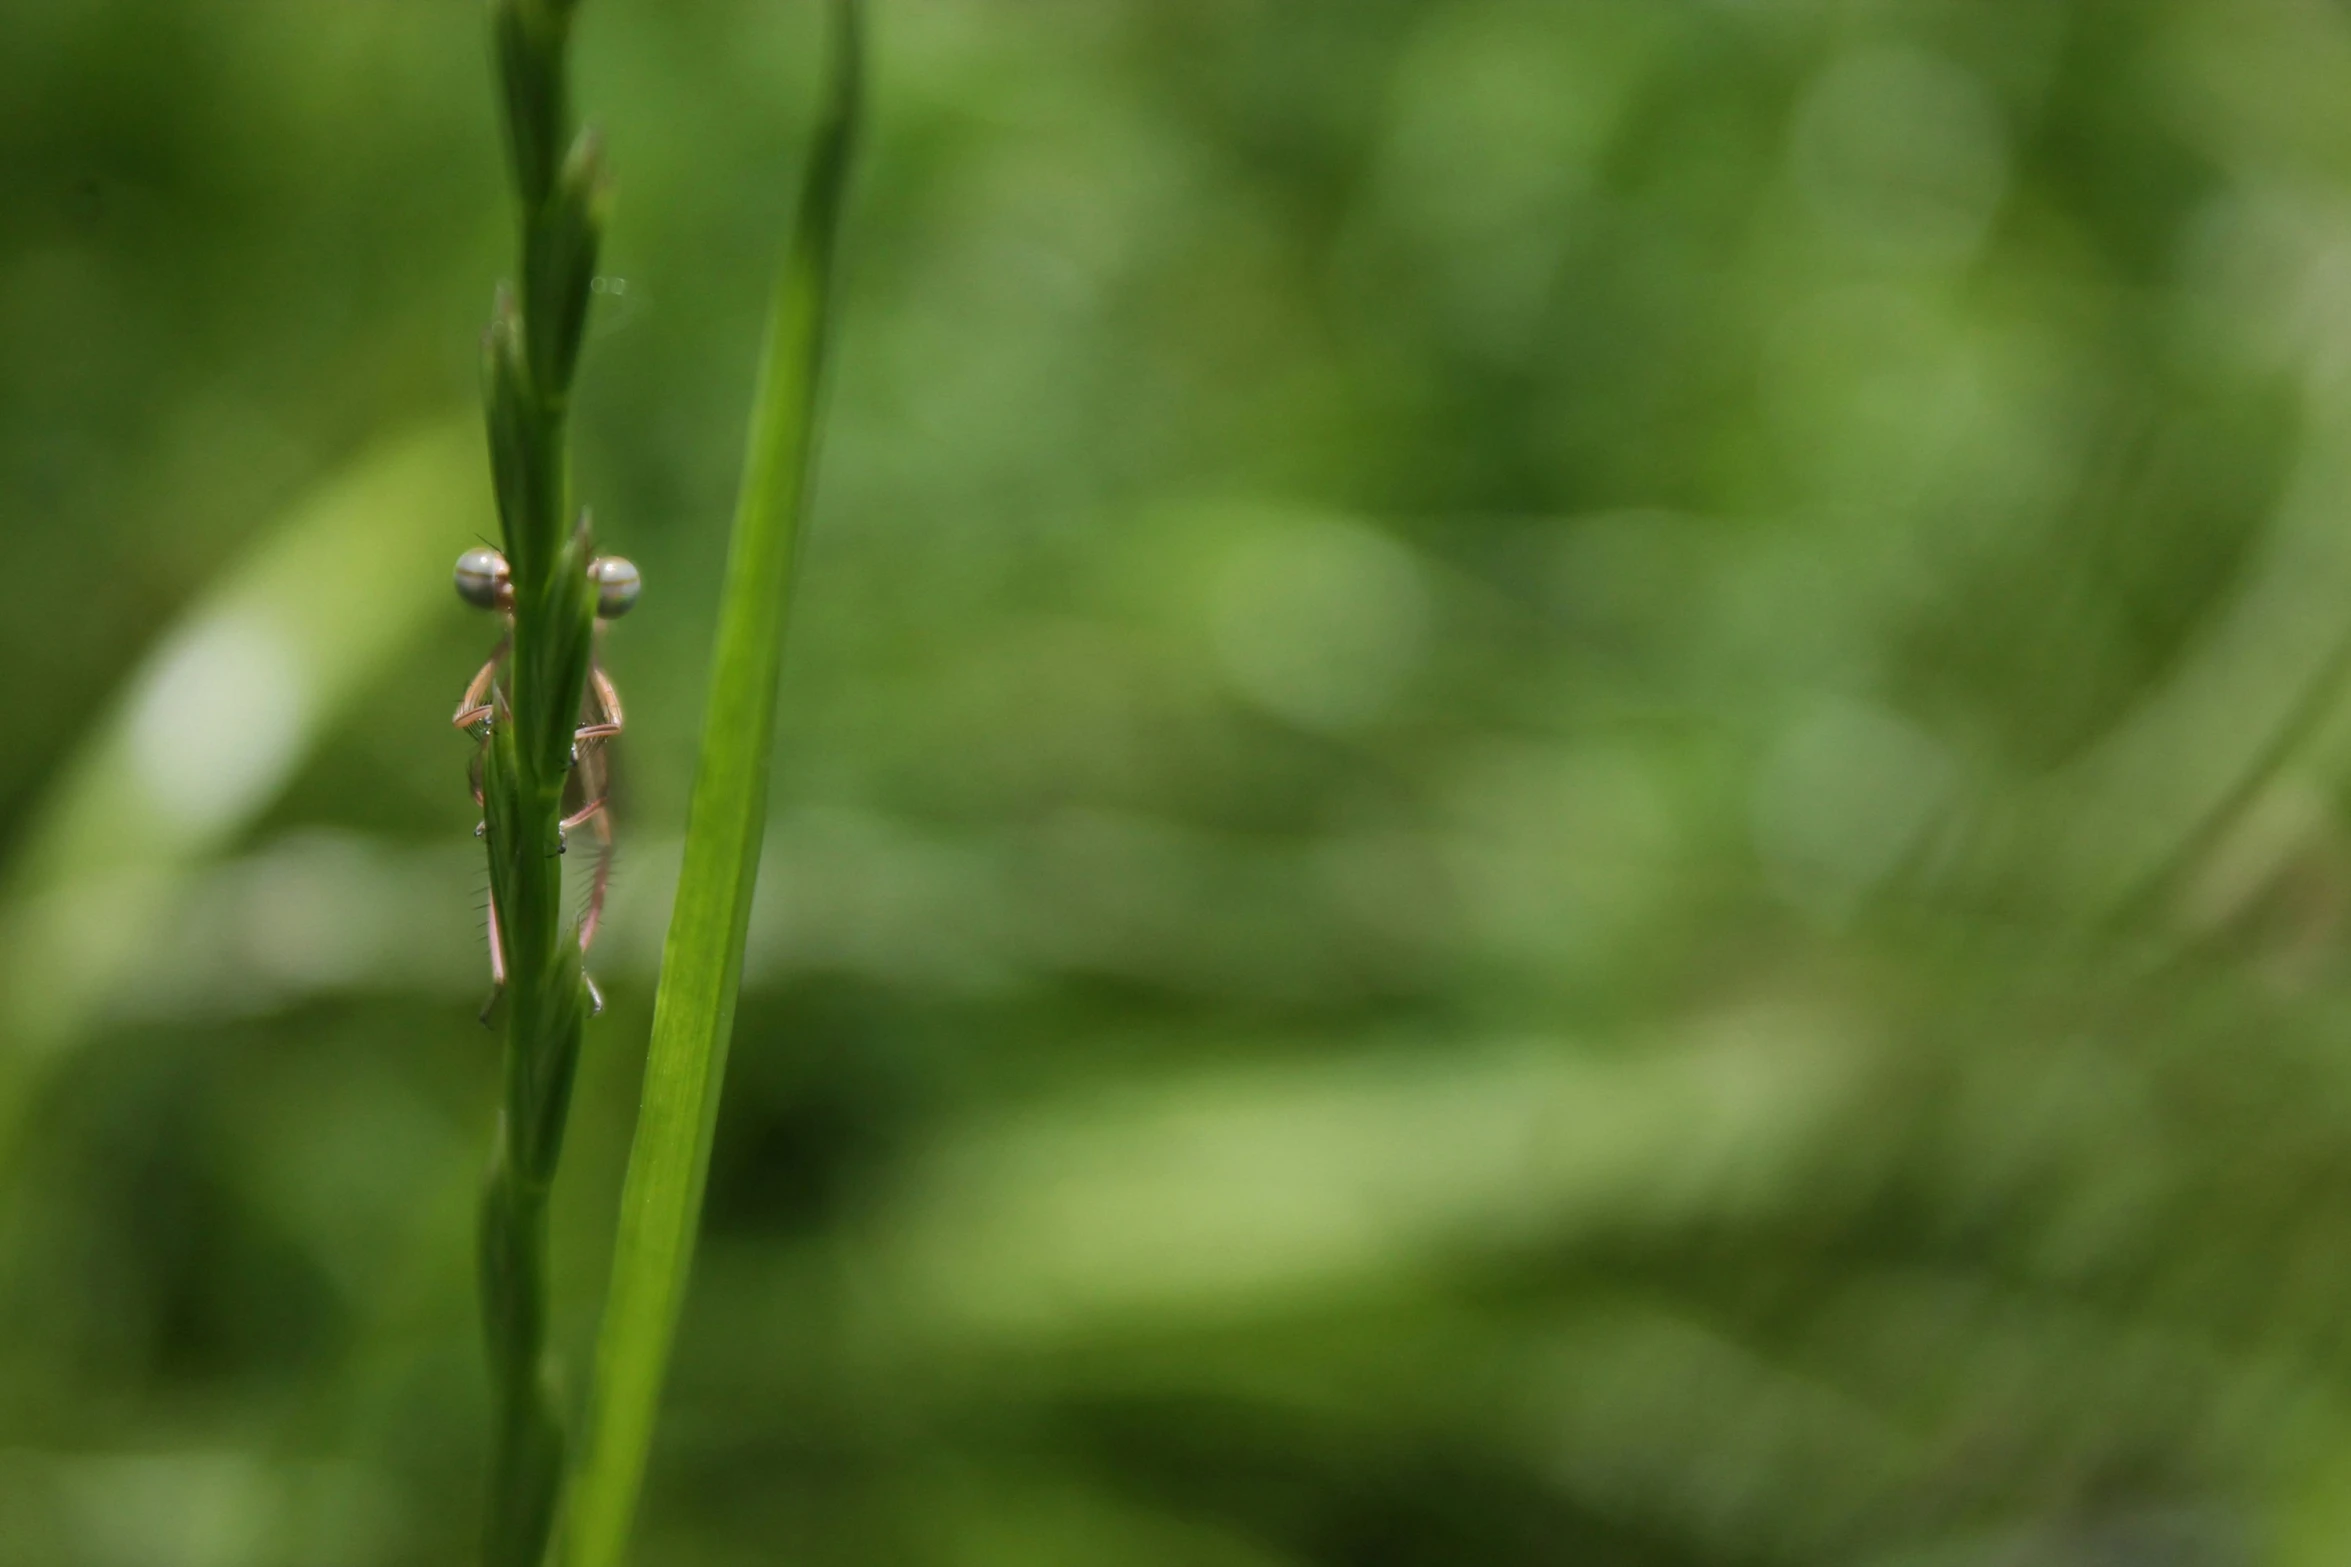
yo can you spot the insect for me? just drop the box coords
[451,544,642,1015]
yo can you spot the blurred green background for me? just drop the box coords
[9,0,2351,1561]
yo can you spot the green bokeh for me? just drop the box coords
[6,2,2351,1562]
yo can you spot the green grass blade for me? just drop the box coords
[565,5,864,1563]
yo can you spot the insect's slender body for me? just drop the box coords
[453,545,640,1010]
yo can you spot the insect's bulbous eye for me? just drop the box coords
[590,555,642,619]
[454,547,511,611]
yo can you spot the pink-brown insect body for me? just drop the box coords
[453,546,637,1013]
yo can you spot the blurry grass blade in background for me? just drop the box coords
[569,3,863,1561]
[861,1013,1859,1344]
[0,422,480,1112]
[1956,373,2351,923]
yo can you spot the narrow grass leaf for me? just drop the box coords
[565,5,864,1563]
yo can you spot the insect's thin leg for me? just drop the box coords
[576,781,614,1017]
[562,664,622,844]
[593,663,625,732]
[486,891,507,987]
[468,742,489,837]
[476,888,510,1026]
[453,635,512,732]
[570,664,626,751]
[555,737,608,851]
[575,791,614,956]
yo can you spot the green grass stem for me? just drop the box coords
[474,0,610,1562]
